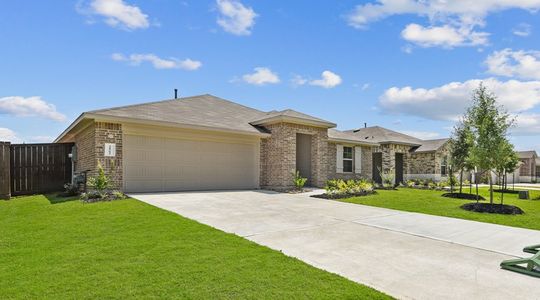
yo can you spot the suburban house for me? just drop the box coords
[55,94,453,193]
[517,151,539,183]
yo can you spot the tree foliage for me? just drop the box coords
[455,84,515,204]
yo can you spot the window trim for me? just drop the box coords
[342,146,353,173]
[441,156,448,176]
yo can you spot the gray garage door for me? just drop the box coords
[124,134,259,192]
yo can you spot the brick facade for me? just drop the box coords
[327,143,373,180]
[73,121,123,190]
[260,122,330,189]
[71,119,453,191]
[370,143,450,182]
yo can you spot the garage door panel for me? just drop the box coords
[124,134,258,192]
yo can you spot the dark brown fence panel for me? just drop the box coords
[10,143,73,196]
[0,142,10,199]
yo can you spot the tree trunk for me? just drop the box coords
[501,171,505,205]
[475,172,480,203]
[488,171,494,204]
[459,169,463,194]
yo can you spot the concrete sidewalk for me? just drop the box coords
[132,190,540,300]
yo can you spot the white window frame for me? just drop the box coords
[342,146,353,173]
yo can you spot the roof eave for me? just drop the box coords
[327,137,379,147]
[380,141,422,147]
[92,113,272,138]
[54,113,87,143]
[250,115,336,128]
[56,113,272,142]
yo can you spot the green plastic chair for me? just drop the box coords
[500,245,540,278]
[523,244,540,254]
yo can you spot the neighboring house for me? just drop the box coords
[55,94,450,193]
[344,126,450,183]
[517,151,539,183]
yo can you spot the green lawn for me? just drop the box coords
[0,195,389,299]
[338,187,540,231]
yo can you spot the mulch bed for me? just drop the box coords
[311,191,376,200]
[374,187,398,191]
[442,192,485,200]
[460,203,524,215]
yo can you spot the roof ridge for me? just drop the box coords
[88,94,266,115]
[421,138,449,142]
[88,94,209,114]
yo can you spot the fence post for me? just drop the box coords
[0,142,10,200]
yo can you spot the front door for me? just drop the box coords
[372,152,382,184]
[395,153,404,184]
[296,133,312,185]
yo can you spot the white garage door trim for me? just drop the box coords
[123,123,260,193]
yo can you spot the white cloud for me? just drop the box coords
[347,0,540,28]
[216,0,257,36]
[0,128,20,143]
[401,23,488,48]
[400,130,441,140]
[111,53,202,70]
[291,75,308,87]
[0,96,66,121]
[347,0,540,48]
[379,78,540,121]
[512,23,532,37]
[309,71,342,88]
[78,0,150,30]
[485,49,540,80]
[513,113,540,135]
[242,67,280,85]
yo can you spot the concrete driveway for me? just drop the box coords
[132,190,540,300]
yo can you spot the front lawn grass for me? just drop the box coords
[0,195,389,299]
[338,187,540,231]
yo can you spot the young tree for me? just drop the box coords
[466,84,514,204]
[493,141,519,204]
[449,121,474,194]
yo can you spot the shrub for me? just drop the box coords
[292,170,308,190]
[323,178,374,196]
[81,190,127,203]
[87,163,110,195]
[406,180,415,188]
[380,168,395,187]
[58,183,80,197]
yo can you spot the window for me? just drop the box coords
[343,146,353,173]
[441,156,447,176]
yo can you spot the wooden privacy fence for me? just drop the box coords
[0,142,74,199]
[0,142,10,199]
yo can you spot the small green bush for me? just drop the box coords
[324,179,373,196]
[292,170,308,190]
[87,163,110,194]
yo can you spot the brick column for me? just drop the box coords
[94,122,123,190]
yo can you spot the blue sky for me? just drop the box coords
[1,0,540,152]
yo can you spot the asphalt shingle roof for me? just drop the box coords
[518,150,538,159]
[250,109,335,126]
[327,129,379,145]
[345,126,423,145]
[88,94,269,134]
[88,94,336,133]
[413,138,450,153]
